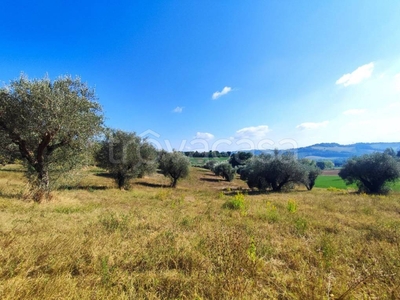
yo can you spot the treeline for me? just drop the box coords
[183,151,232,158]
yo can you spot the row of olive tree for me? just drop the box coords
[0,75,191,200]
[96,132,191,189]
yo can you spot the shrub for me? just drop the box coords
[223,192,246,210]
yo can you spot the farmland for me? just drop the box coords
[315,174,400,192]
[0,166,400,299]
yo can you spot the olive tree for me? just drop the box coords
[95,130,158,189]
[229,151,253,168]
[339,152,400,194]
[158,151,190,188]
[300,159,321,190]
[213,162,236,181]
[0,75,103,200]
[241,152,308,192]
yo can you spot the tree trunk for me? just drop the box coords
[32,164,50,202]
[117,172,126,189]
[38,168,50,190]
[171,177,178,188]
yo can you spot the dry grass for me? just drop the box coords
[1,166,400,299]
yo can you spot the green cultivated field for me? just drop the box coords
[315,175,354,190]
[315,175,400,191]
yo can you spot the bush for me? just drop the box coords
[339,152,400,194]
[213,162,236,181]
[223,192,246,210]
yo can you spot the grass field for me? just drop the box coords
[1,166,400,299]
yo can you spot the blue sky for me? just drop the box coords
[1,1,400,151]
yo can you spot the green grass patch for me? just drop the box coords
[315,175,354,190]
[315,175,400,191]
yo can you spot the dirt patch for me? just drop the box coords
[322,169,340,176]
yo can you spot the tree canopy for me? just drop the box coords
[213,162,236,182]
[240,152,320,192]
[339,152,400,194]
[0,75,103,200]
[95,129,158,189]
[158,151,190,188]
[229,151,253,168]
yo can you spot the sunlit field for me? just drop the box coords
[1,166,400,299]
[315,175,400,192]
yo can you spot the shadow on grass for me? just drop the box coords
[0,191,23,199]
[223,189,265,196]
[58,185,110,191]
[0,168,25,173]
[134,182,167,188]
[200,177,222,182]
[93,172,114,179]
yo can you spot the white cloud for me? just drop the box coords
[172,106,183,113]
[194,132,214,140]
[296,121,329,131]
[395,73,400,92]
[342,108,366,115]
[212,86,232,100]
[235,125,270,139]
[336,62,374,87]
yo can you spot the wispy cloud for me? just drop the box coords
[194,132,214,140]
[212,86,232,100]
[336,62,374,87]
[296,121,329,130]
[342,108,366,115]
[172,106,183,113]
[235,125,270,139]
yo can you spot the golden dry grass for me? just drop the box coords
[1,166,400,299]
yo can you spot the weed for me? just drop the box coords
[293,216,308,235]
[223,192,246,211]
[54,206,83,214]
[98,212,129,232]
[317,234,336,269]
[100,256,111,285]
[265,201,279,223]
[155,189,170,201]
[287,199,297,213]
[247,236,257,262]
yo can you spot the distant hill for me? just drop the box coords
[252,142,400,165]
